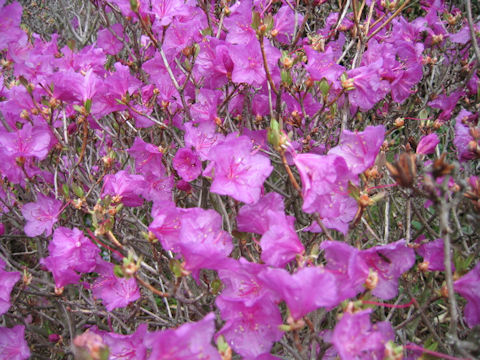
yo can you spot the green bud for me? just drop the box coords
[72,184,85,198]
[113,264,125,278]
[130,0,139,12]
[251,11,261,30]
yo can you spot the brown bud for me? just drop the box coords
[418,261,429,273]
[365,270,379,290]
[394,117,404,127]
[386,153,417,188]
[432,153,454,178]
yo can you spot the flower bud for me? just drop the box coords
[365,269,379,290]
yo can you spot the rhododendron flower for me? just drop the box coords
[172,147,202,182]
[236,192,285,234]
[0,123,52,160]
[0,325,30,360]
[304,45,345,84]
[96,24,123,55]
[328,125,386,175]
[41,227,100,288]
[292,152,357,233]
[454,109,478,162]
[102,170,146,207]
[272,5,304,43]
[428,90,464,122]
[145,313,220,359]
[91,324,148,359]
[91,260,141,311]
[0,259,20,315]
[454,261,480,327]
[260,212,304,267]
[258,266,339,320]
[321,241,367,301]
[345,61,390,111]
[332,309,394,360]
[217,258,276,307]
[205,134,273,204]
[415,237,454,272]
[21,194,62,237]
[359,239,416,300]
[177,207,233,277]
[184,121,224,161]
[216,298,283,359]
[416,133,439,155]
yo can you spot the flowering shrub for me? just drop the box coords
[0,0,479,359]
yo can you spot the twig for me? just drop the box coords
[466,0,480,68]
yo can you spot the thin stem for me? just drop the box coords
[466,0,480,68]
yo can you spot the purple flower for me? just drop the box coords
[321,241,367,302]
[91,260,141,311]
[0,259,20,315]
[217,258,276,307]
[41,227,100,288]
[96,24,123,55]
[0,123,52,160]
[178,207,233,278]
[216,298,283,359]
[205,134,273,204]
[454,109,478,162]
[328,125,386,175]
[332,309,394,360]
[21,194,62,237]
[454,261,480,328]
[260,212,304,267]
[90,324,148,360]
[236,192,285,235]
[416,133,439,155]
[292,152,358,233]
[345,61,390,111]
[172,148,202,182]
[428,90,464,122]
[0,325,30,360]
[145,313,220,359]
[304,45,345,84]
[359,239,416,300]
[184,121,224,161]
[258,266,339,320]
[102,170,146,207]
[415,238,454,272]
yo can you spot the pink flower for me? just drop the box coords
[91,260,141,311]
[416,133,439,155]
[205,134,273,204]
[0,123,52,160]
[0,325,30,360]
[96,24,123,55]
[145,313,220,359]
[258,266,339,320]
[332,309,394,360]
[415,237,454,272]
[260,212,304,267]
[172,148,202,182]
[216,298,283,359]
[90,324,148,360]
[454,261,480,328]
[359,239,416,300]
[237,192,285,235]
[41,227,100,288]
[21,194,62,237]
[328,125,386,175]
[102,170,146,207]
[0,259,20,315]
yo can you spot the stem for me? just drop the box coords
[367,0,410,41]
[362,298,415,308]
[404,344,470,360]
[466,0,480,68]
[259,35,278,96]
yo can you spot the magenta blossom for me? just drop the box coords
[41,227,100,288]
[416,133,439,155]
[91,260,141,311]
[0,325,30,360]
[415,237,454,272]
[90,324,148,360]
[454,261,480,328]
[205,134,273,204]
[102,170,146,207]
[0,259,20,315]
[96,24,123,55]
[21,194,62,237]
[258,266,339,320]
[216,297,283,359]
[359,239,416,300]
[172,147,202,182]
[145,313,221,359]
[236,192,285,235]
[328,125,386,175]
[332,308,394,360]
